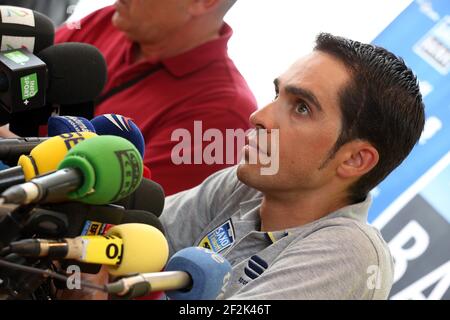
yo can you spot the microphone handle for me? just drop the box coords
[139,271,191,292]
[1,168,82,205]
[0,167,25,193]
[108,271,191,299]
[0,138,49,166]
[32,168,83,203]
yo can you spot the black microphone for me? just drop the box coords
[0,136,48,166]
[38,43,107,105]
[40,42,108,121]
[0,5,55,54]
[8,43,107,136]
[113,178,165,217]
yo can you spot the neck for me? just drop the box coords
[259,188,349,232]
[132,21,222,63]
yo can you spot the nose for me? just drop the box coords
[249,102,277,131]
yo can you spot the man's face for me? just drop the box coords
[112,0,191,43]
[237,51,352,195]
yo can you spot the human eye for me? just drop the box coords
[294,100,310,116]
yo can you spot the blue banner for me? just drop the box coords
[369,0,450,300]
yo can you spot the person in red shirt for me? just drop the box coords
[55,0,257,196]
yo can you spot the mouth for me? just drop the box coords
[244,131,270,157]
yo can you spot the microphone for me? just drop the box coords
[0,136,48,166]
[47,116,96,137]
[47,116,151,168]
[0,6,55,54]
[0,132,97,192]
[91,114,145,158]
[8,43,107,137]
[113,178,165,217]
[7,223,169,276]
[85,114,146,161]
[107,247,232,300]
[17,131,97,181]
[0,135,143,205]
[38,43,107,106]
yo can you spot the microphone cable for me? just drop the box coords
[0,256,108,294]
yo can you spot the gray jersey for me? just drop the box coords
[160,166,394,300]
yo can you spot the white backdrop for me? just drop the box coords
[69,0,413,107]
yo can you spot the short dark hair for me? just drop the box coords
[314,33,425,203]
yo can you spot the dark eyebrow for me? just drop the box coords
[274,78,323,113]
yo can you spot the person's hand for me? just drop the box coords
[0,125,19,138]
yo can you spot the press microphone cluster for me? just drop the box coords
[4,242,232,300]
[0,147,231,300]
[0,8,168,298]
[1,219,170,299]
[0,133,167,299]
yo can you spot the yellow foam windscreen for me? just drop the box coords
[106,223,169,276]
[18,132,97,181]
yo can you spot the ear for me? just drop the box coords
[336,141,379,179]
[188,0,221,15]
